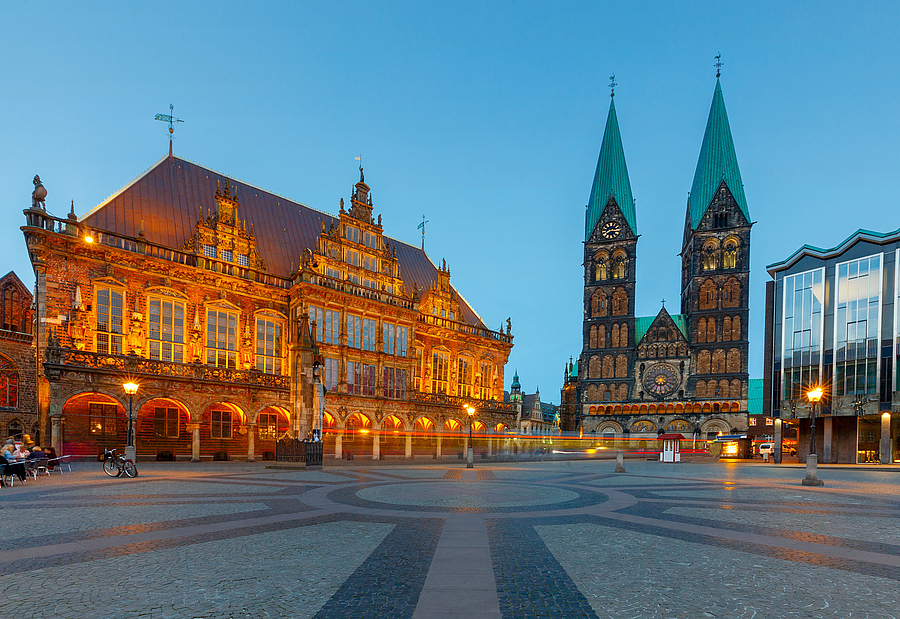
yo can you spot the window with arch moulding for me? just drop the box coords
[0,355,18,408]
[96,288,124,355]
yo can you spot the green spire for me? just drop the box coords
[585,97,636,241]
[688,79,749,229]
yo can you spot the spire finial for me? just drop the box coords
[714,53,723,78]
[608,73,617,98]
[661,298,666,308]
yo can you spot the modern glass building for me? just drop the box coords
[764,228,900,464]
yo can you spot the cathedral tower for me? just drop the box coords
[681,78,752,409]
[580,94,638,406]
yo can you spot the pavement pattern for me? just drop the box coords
[1,458,899,618]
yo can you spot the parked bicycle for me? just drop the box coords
[102,448,138,478]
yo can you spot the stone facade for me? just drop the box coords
[22,158,514,461]
[0,271,38,442]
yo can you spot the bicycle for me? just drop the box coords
[102,448,138,478]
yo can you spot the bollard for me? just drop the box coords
[801,454,824,486]
[467,447,474,469]
[615,450,626,473]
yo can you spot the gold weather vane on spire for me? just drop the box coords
[714,54,724,78]
[154,104,185,156]
[608,73,617,97]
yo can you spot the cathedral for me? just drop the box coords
[560,76,752,440]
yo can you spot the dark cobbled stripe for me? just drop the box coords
[312,517,443,619]
[487,518,598,619]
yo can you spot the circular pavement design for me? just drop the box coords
[327,479,607,513]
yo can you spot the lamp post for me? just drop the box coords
[802,386,824,487]
[123,381,139,462]
[466,405,475,468]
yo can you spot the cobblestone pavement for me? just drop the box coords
[1,459,899,618]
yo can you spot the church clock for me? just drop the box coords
[601,221,621,239]
[643,363,679,398]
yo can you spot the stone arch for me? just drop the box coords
[726,348,741,373]
[701,418,730,438]
[135,396,193,458]
[589,355,603,379]
[612,287,628,316]
[611,324,619,348]
[706,317,716,343]
[59,391,126,458]
[699,279,717,310]
[602,356,614,379]
[722,316,732,342]
[697,350,711,374]
[592,289,608,317]
[596,420,623,435]
[696,380,707,398]
[618,384,628,399]
[712,349,726,373]
[443,418,463,433]
[620,323,628,347]
[615,354,628,378]
[731,315,741,341]
[723,278,741,308]
[697,318,707,343]
[723,237,739,269]
[589,325,597,349]
[584,384,599,401]
[730,379,743,398]
[594,251,609,281]
[702,239,720,271]
[612,250,627,279]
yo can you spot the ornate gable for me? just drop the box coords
[587,197,635,244]
[637,308,688,356]
[182,181,266,272]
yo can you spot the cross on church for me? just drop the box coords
[661,298,666,307]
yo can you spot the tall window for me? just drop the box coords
[0,355,18,408]
[347,361,361,395]
[415,348,423,391]
[432,350,449,394]
[363,231,378,249]
[723,239,739,269]
[397,326,407,356]
[362,318,377,351]
[383,323,395,354]
[309,306,324,342]
[258,413,277,440]
[154,407,179,438]
[1,285,23,332]
[344,226,360,243]
[89,403,117,437]
[363,255,378,271]
[457,357,473,397]
[361,363,376,396]
[203,244,216,258]
[211,410,233,439]
[255,317,283,374]
[324,357,339,390]
[345,249,360,266]
[835,255,881,396]
[347,314,362,348]
[206,309,238,368]
[96,288,124,354]
[383,367,407,398]
[148,297,185,362]
[479,361,494,400]
[325,309,340,344]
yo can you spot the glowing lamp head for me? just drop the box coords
[123,382,140,395]
[806,387,824,403]
[465,405,475,417]
[84,235,94,244]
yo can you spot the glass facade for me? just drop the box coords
[834,255,881,396]
[781,268,824,400]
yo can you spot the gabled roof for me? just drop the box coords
[688,79,749,229]
[0,271,32,301]
[585,97,636,240]
[80,155,485,327]
[634,310,688,344]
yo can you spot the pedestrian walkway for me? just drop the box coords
[1,460,898,618]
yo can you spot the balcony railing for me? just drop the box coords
[23,210,292,289]
[408,390,517,413]
[417,314,512,343]
[43,346,289,390]
[299,271,417,310]
[0,329,33,343]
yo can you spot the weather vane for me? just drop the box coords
[714,54,723,78]
[417,214,429,251]
[608,73,617,97]
[154,104,184,156]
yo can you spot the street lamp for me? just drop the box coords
[465,405,475,469]
[123,381,139,462]
[803,386,824,487]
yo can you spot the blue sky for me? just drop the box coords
[3,1,899,403]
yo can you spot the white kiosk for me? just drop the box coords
[658,433,684,463]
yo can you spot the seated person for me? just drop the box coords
[30,446,48,460]
[13,444,30,460]
[1,442,14,462]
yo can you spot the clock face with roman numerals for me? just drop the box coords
[602,221,621,239]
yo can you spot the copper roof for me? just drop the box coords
[80,155,485,327]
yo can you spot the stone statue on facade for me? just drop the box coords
[32,175,47,209]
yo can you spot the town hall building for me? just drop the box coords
[560,76,752,440]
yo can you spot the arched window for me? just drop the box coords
[0,355,18,408]
[699,280,717,310]
[598,324,606,348]
[730,379,742,398]
[592,290,608,317]
[615,354,628,378]
[620,324,628,348]
[702,240,719,271]
[588,355,602,378]
[697,318,707,343]
[611,324,620,348]
[731,315,741,341]
[695,380,707,398]
[602,356,614,379]
[722,316,732,342]
[712,349,726,373]
[723,279,741,309]
[726,348,741,373]
[589,325,597,349]
[618,383,629,399]
[706,317,716,343]
[697,350,711,374]
[612,250,627,279]
[612,287,628,316]
[6,419,22,440]
[1,285,22,332]
[595,251,609,281]
[723,239,739,269]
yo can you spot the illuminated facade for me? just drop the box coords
[765,228,900,464]
[561,78,751,440]
[23,158,513,461]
